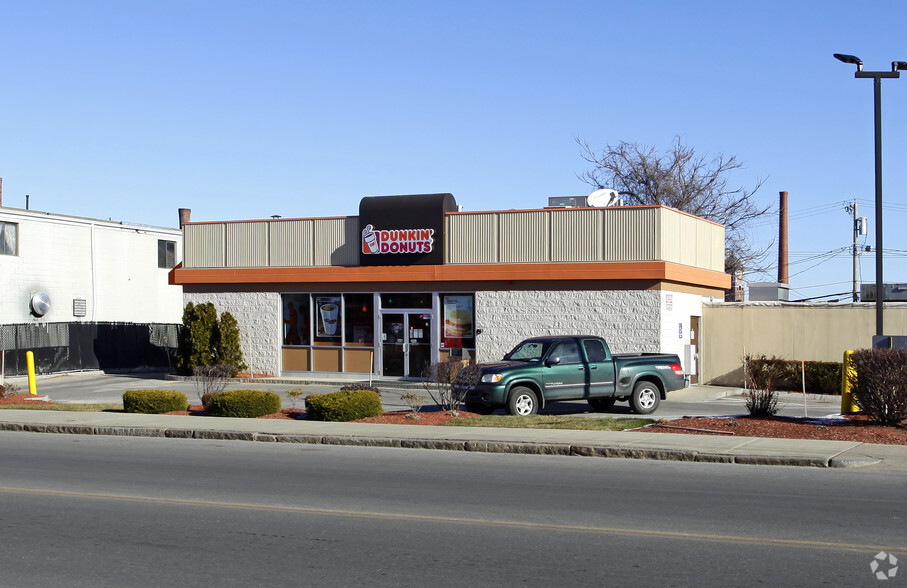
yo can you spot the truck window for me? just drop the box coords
[506,341,550,362]
[549,341,581,364]
[583,339,607,363]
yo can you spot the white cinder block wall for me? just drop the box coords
[474,290,664,363]
[183,292,281,376]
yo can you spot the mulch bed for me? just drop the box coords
[644,414,907,445]
[2,392,905,444]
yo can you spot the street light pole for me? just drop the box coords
[833,53,906,337]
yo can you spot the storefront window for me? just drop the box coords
[380,293,432,309]
[344,294,374,345]
[282,294,310,346]
[313,294,342,344]
[441,294,475,349]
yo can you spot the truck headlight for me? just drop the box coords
[481,373,503,383]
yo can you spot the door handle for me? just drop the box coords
[589,365,598,369]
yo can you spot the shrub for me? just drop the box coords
[176,302,247,377]
[743,354,784,416]
[285,387,305,409]
[0,382,20,399]
[422,360,481,413]
[305,389,384,422]
[215,312,248,375]
[849,349,907,425]
[123,389,189,414]
[206,389,282,418]
[193,364,233,403]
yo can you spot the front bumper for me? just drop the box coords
[457,383,508,407]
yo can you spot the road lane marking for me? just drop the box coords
[0,485,900,554]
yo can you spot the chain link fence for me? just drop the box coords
[0,322,179,377]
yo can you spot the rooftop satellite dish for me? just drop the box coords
[587,188,621,207]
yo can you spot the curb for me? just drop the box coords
[0,421,863,468]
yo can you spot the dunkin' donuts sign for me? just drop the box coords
[361,224,434,255]
[358,193,456,266]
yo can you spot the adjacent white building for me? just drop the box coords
[0,204,184,375]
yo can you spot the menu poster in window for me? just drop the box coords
[315,296,341,338]
[444,296,473,339]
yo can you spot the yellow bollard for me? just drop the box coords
[26,351,37,395]
[841,350,859,414]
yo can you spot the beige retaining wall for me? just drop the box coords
[701,302,907,386]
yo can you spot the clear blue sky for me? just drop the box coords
[3,0,906,301]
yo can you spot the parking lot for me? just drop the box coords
[2,371,845,420]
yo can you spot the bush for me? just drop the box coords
[743,354,783,416]
[206,389,282,418]
[193,364,233,403]
[742,357,843,395]
[849,349,907,425]
[215,312,248,375]
[176,302,247,377]
[123,389,189,414]
[305,389,384,422]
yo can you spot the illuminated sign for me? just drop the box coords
[361,224,434,255]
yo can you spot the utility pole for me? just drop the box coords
[846,201,868,302]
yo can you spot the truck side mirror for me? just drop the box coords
[545,356,561,367]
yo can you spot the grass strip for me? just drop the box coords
[444,415,653,431]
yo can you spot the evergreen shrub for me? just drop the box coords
[849,349,907,425]
[305,389,384,422]
[123,390,188,414]
[206,389,282,418]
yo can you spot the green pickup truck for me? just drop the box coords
[456,335,687,416]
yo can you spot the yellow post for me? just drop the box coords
[841,350,859,414]
[26,351,37,395]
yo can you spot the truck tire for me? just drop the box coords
[587,397,616,411]
[630,381,660,414]
[507,387,539,416]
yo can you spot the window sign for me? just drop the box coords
[442,294,475,349]
[315,295,341,339]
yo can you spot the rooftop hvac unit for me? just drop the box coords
[860,283,907,302]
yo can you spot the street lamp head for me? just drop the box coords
[893,61,907,71]
[834,53,863,71]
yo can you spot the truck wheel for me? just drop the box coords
[630,381,660,414]
[507,387,539,416]
[588,397,616,411]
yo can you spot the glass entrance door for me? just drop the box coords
[381,312,433,378]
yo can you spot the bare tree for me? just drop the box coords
[578,137,772,274]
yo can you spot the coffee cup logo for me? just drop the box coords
[320,303,339,335]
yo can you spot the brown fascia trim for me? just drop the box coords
[169,261,731,290]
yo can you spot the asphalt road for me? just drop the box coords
[0,432,903,586]
[6,371,845,420]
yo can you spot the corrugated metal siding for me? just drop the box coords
[182,207,724,270]
[183,224,225,268]
[226,222,269,267]
[269,220,314,267]
[549,209,602,261]
[314,217,359,266]
[499,211,548,263]
[446,213,499,263]
[602,208,656,261]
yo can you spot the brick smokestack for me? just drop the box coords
[178,208,191,227]
[778,191,789,284]
[0,176,3,207]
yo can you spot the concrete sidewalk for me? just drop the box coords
[1,409,904,472]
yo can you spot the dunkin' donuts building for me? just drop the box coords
[170,193,729,380]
